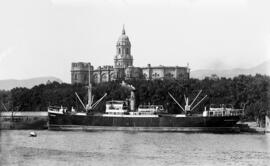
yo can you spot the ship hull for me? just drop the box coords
[48,112,240,132]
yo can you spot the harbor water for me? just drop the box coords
[1,130,270,166]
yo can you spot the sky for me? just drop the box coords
[0,0,269,83]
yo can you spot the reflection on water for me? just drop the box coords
[1,130,270,166]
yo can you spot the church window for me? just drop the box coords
[178,73,183,78]
[152,73,159,77]
[126,48,129,54]
[166,73,173,78]
[93,74,98,83]
[118,48,121,54]
[110,73,114,80]
[74,74,77,80]
[101,74,107,82]
[143,73,147,78]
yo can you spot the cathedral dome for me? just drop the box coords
[117,26,131,46]
[114,54,133,60]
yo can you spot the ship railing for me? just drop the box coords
[138,105,165,113]
[138,112,156,115]
[106,108,128,114]
[48,105,68,109]
[208,109,243,117]
[48,106,68,113]
[107,112,126,115]
[138,108,156,112]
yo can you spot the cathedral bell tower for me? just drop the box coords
[114,26,133,79]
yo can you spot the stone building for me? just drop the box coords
[71,27,190,84]
[71,62,92,84]
[142,64,189,80]
[93,65,114,83]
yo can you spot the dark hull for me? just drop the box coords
[48,112,240,132]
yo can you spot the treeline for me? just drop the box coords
[0,74,269,122]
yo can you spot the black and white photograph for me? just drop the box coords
[0,0,269,165]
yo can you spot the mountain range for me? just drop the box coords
[0,77,62,90]
[0,61,269,90]
[190,60,269,79]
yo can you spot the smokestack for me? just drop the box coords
[120,81,136,111]
[130,90,135,111]
[121,81,135,90]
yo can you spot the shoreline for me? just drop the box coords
[0,111,267,133]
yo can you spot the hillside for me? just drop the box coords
[191,60,270,79]
[0,77,62,90]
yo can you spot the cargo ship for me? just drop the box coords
[48,65,243,132]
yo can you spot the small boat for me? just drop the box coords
[29,131,37,137]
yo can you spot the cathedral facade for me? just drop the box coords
[71,27,190,84]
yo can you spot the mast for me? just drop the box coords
[169,89,207,115]
[84,63,107,111]
[87,63,92,110]
[1,102,8,111]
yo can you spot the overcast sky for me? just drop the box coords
[0,0,269,82]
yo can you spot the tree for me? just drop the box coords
[5,74,269,125]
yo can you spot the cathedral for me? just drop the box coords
[71,27,190,84]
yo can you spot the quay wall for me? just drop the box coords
[266,115,270,133]
[0,111,48,130]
